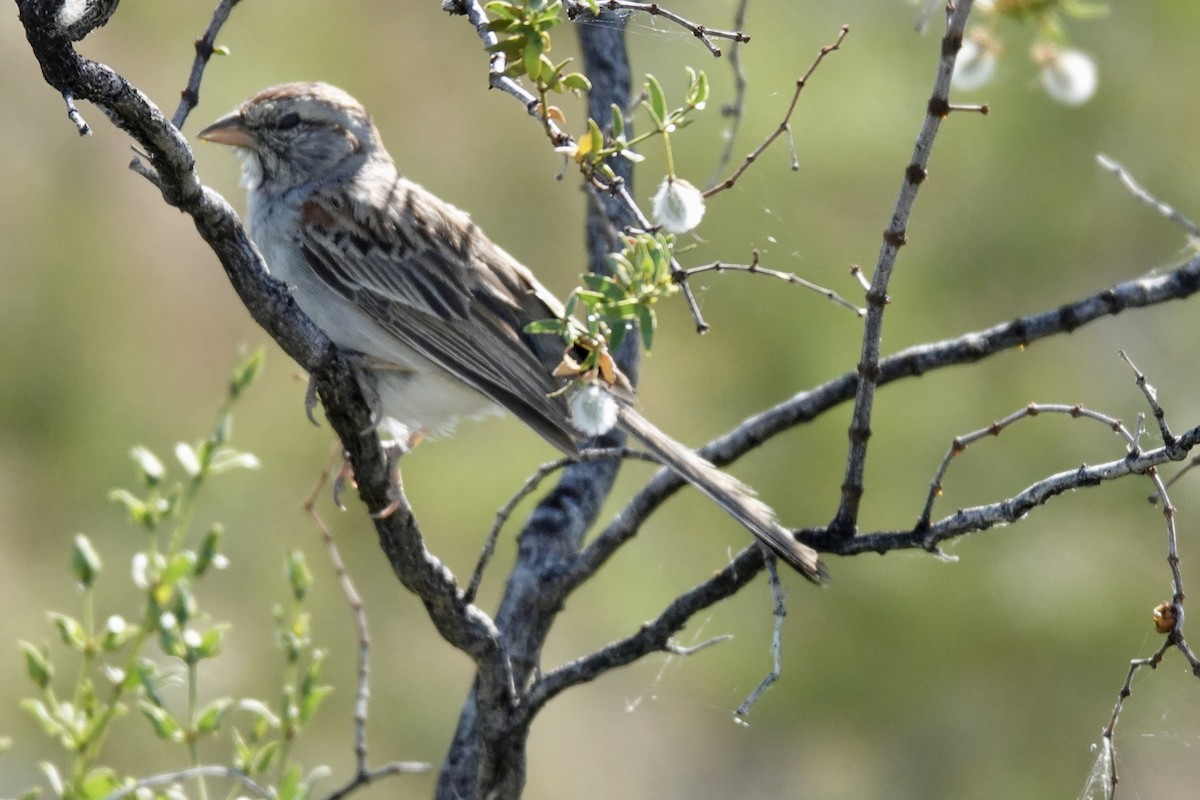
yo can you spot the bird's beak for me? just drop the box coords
[197,112,253,147]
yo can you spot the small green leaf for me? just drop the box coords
[562,72,592,93]
[21,641,54,687]
[195,524,224,576]
[78,768,120,800]
[163,551,195,584]
[47,613,86,651]
[194,624,229,659]
[286,550,313,602]
[523,319,566,335]
[99,615,137,652]
[108,489,154,530]
[229,347,265,400]
[194,697,233,735]
[138,700,182,741]
[299,685,332,726]
[250,740,281,776]
[71,534,102,588]
[523,37,542,80]
[238,698,281,730]
[610,103,625,139]
[279,764,303,800]
[645,74,667,126]
[639,305,657,351]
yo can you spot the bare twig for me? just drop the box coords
[303,452,435,794]
[735,556,786,717]
[1097,153,1200,241]
[917,402,1138,529]
[172,0,243,129]
[567,0,750,57]
[525,546,768,714]
[102,765,270,800]
[708,0,750,186]
[465,447,654,604]
[681,250,866,316]
[831,0,977,536]
[63,91,91,135]
[705,25,849,199]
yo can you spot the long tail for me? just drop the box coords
[616,407,826,583]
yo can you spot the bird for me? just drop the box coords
[198,81,824,582]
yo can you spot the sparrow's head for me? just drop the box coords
[199,82,382,192]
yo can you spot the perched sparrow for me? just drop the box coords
[199,82,824,582]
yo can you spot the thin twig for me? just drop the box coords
[102,766,270,800]
[63,91,90,135]
[708,0,750,187]
[172,0,242,129]
[917,401,1138,529]
[567,0,750,57]
[681,250,866,316]
[735,555,785,717]
[705,25,849,199]
[466,447,654,604]
[1096,153,1200,241]
[303,449,434,794]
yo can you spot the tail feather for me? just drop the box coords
[616,408,826,583]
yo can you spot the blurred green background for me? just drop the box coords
[4,1,1200,797]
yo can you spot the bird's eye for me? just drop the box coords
[276,112,301,130]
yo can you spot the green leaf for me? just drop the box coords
[22,700,59,737]
[78,768,120,800]
[163,551,195,584]
[645,74,667,126]
[687,67,710,110]
[229,346,265,400]
[279,764,302,800]
[249,740,280,775]
[20,641,52,689]
[129,446,165,487]
[523,37,542,80]
[562,72,592,93]
[639,304,657,351]
[299,685,333,726]
[138,700,182,741]
[108,489,154,531]
[195,524,224,576]
[286,550,312,602]
[609,103,624,139]
[48,613,86,651]
[194,697,233,735]
[71,534,102,588]
[523,319,565,335]
[194,624,229,659]
[99,615,137,652]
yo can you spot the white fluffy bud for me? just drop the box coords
[570,383,620,437]
[1038,47,1097,106]
[652,177,705,234]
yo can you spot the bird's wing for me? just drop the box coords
[299,176,581,454]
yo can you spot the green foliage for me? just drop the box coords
[7,349,334,800]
